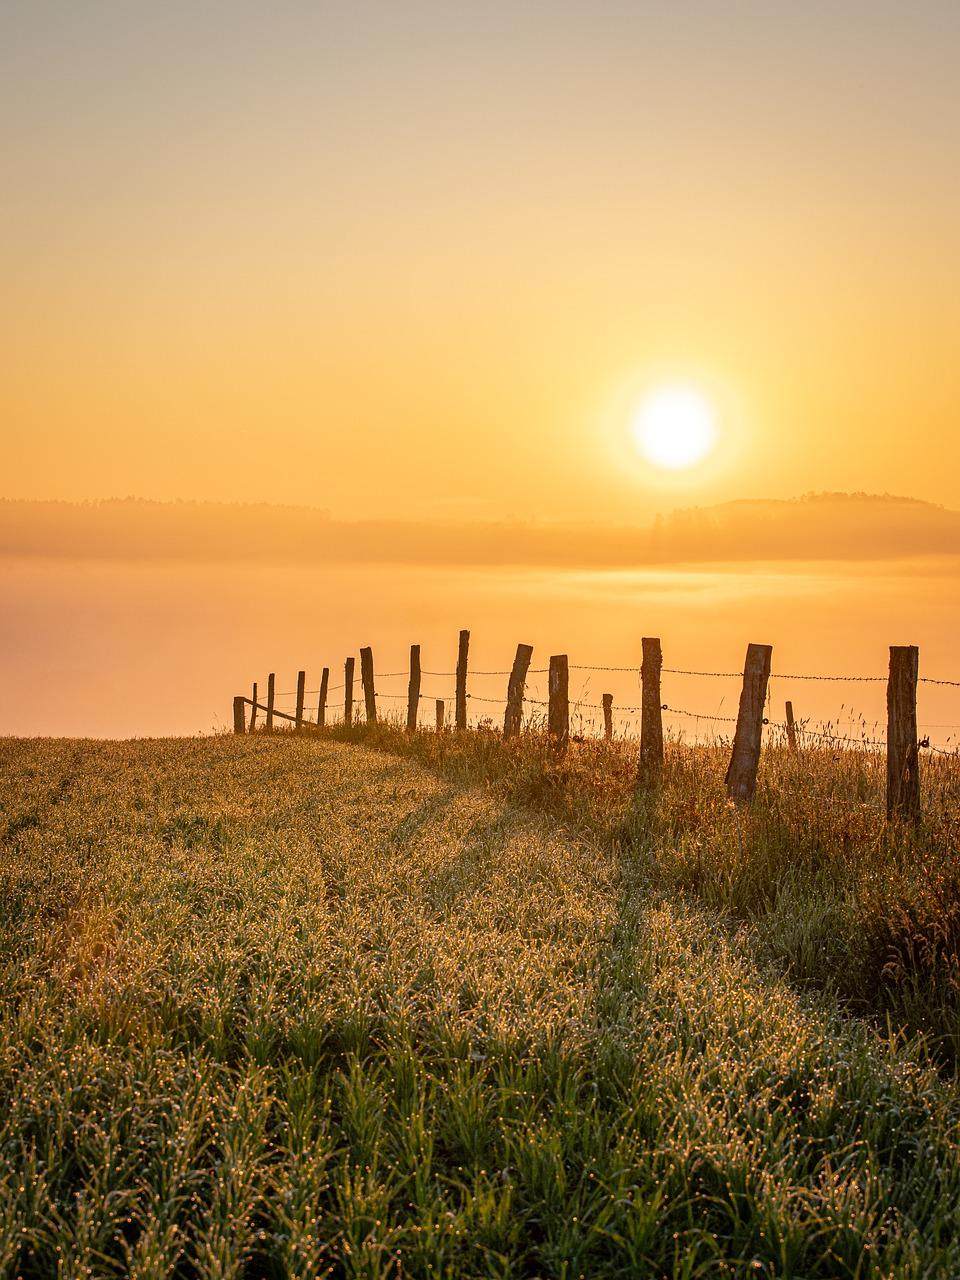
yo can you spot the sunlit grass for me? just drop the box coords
[321,715,960,1070]
[0,734,959,1276]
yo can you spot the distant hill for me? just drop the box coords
[1,493,958,567]
[649,493,960,563]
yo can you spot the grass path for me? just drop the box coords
[0,736,958,1277]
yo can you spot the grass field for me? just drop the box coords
[2,733,960,1277]
[324,719,960,1067]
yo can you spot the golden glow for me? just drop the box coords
[2,6,960,520]
[632,385,717,471]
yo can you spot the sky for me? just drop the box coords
[3,0,960,524]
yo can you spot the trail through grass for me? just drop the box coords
[1,736,959,1277]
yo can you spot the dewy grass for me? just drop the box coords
[1,734,959,1276]
[322,716,960,1070]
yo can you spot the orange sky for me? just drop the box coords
[3,2,960,524]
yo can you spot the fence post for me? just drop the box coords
[887,645,921,823]
[456,630,470,730]
[436,699,445,732]
[266,672,276,734]
[602,693,613,742]
[639,637,664,781]
[249,682,258,733]
[785,700,798,752]
[295,670,306,732]
[360,647,377,723]
[548,655,569,752]
[407,644,421,733]
[504,643,534,738]
[233,696,246,734]
[344,657,354,727]
[725,643,773,803]
[317,667,329,727]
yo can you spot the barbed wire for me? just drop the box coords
[421,668,550,677]
[793,726,886,750]
[251,649,960,755]
[267,660,960,701]
[662,704,738,724]
[269,665,960,693]
[249,695,960,756]
[570,664,642,674]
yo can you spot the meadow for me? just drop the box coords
[1,729,960,1277]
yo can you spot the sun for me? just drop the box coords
[632,384,717,471]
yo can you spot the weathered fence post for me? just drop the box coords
[548,655,569,752]
[317,667,329,727]
[360,647,377,723]
[233,696,246,734]
[785,700,798,752]
[504,643,534,739]
[725,643,773,803]
[887,645,921,823]
[249,682,258,732]
[295,670,306,732]
[344,657,354,727]
[266,672,276,733]
[436,699,445,732]
[407,644,421,733]
[456,630,470,730]
[602,693,613,742]
[639,637,664,781]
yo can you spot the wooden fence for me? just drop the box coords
[233,636,942,823]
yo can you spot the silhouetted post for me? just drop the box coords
[317,667,329,727]
[360,646,377,723]
[344,657,354,727]
[249,682,258,732]
[639,637,664,782]
[295,670,306,732]
[504,643,534,738]
[548,655,569,752]
[436,699,445,732]
[456,630,470,730]
[785,700,798,752]
[887,645,921,823]
[407,644,421,733]
[233,696,246,734]
[266,672,276,733]
[725,643,773,803]
[602,693,613,742]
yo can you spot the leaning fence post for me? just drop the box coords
[725,643,773,803]
[266,672,276,734]
[317,667,329,727]
[504,643,534,738]
[249,682,258,733]
[436,699,445,732]
[602,693,613,742]
[785,700,798,752]
[360,647,377,723]
[456,630,470,730]
[548,655,569,752]
[233,696,246,734]
[639,637,664,781]
[407,644,421,733]
[887,645,921,823]
[295,670,306,732]
[344,657,354,727]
